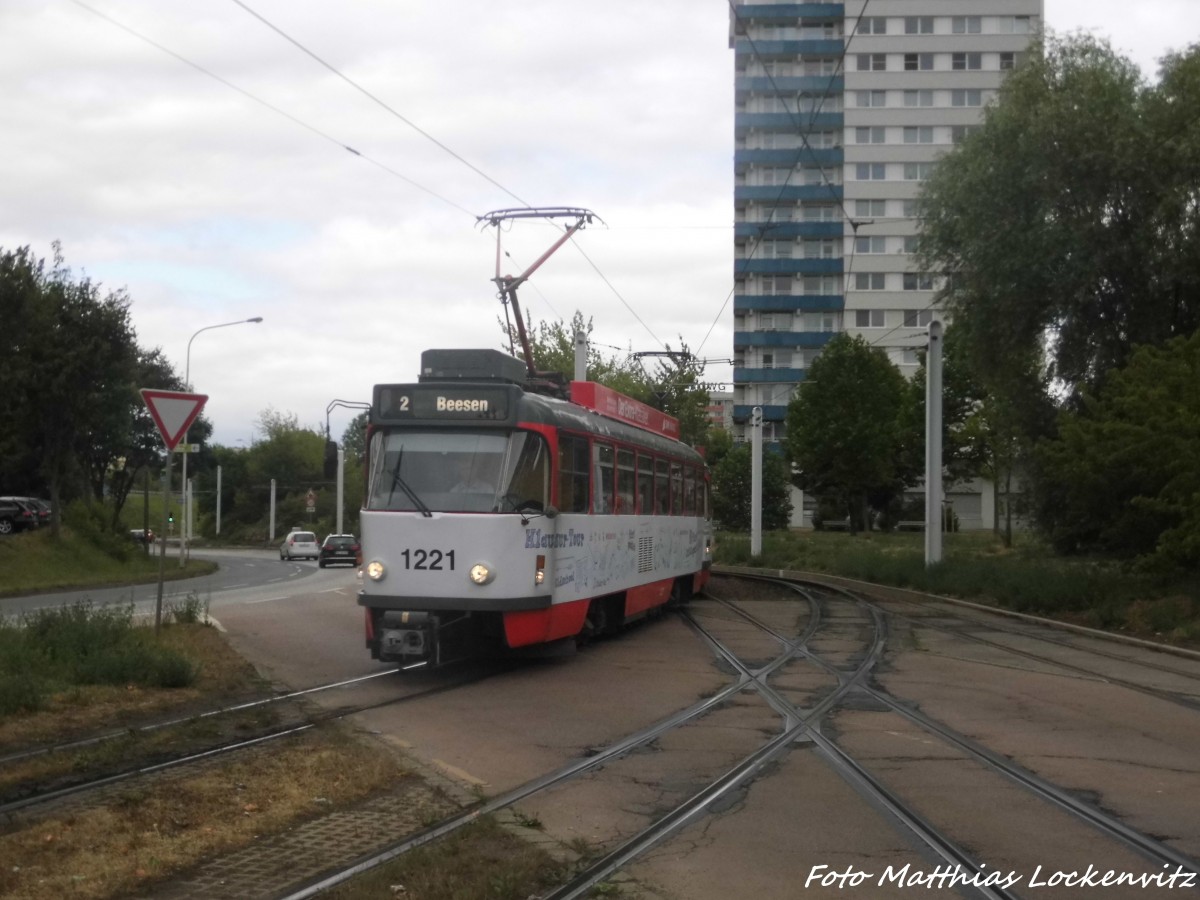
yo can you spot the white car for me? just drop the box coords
[280,530,320,560]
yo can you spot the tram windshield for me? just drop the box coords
[366,429,551,513]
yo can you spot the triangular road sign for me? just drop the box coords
[140,389,209,451]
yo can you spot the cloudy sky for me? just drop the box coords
[2,1,1196,446]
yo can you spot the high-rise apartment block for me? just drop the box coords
[729,0,1042,527]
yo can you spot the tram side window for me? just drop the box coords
[654,459,670,515]
[683,467,696,516]
[616,448,635,515]
[558,434,590,513]
[636,453,653,515]
[670,462,684,515]
[593,443,615,514]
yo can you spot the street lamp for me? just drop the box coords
[180,316,263,564]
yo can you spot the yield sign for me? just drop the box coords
[140,389,208,451]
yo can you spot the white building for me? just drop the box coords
[729,0,1041,528]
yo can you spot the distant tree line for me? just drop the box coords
[780,36,1200,571]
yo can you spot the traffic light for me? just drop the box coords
[168,513,174,523]
[323,440,339,479]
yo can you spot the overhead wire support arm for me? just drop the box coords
[477,207,602,379]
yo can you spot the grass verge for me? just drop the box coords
[0,527,217,598]
[715,530,1200,645]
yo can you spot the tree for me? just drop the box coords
[0,244,141,534]
[511,311,712,445]
[917,36,1200,408]
[341,411,369,465]
[784,335,908,534]
[711,445,792,532]
[1035,331,1200,570]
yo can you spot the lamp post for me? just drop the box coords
[179,316,263,565]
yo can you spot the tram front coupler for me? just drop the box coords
[376,610,438,664]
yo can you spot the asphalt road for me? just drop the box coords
[0,548,360,620]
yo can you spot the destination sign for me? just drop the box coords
[373,384,514,423]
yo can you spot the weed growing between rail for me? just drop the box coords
[714,530,1200,644]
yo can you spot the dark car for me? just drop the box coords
[130,528,156,544]
[318,533,361,568]
[0,497,40,534]
[23,498,51,526]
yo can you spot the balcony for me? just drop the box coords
[735,112,843,135]
[735,147,843,171]
[732,3,844,21]
[734,293,843,312]
[735,184,843,204]
[735,75,843,98]
[733,331,837,349]
[735,257,842,276]
[732,39,844,58]
[734,367,808,384]
[734,221,842,240]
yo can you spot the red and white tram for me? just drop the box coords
[358,348,713,666]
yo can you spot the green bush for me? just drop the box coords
[63,499,131,562]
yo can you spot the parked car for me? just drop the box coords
[21,498,51,526]
[0,497,40,533]
[280,530,320,561]
[130,528,156,544]
[318,534,361,568]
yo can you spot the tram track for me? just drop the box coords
[0,661,494,819]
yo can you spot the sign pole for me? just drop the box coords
[156,452,172,634]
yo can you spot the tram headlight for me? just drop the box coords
[469,563,494,585]
[535,554,546,586]
[366,560,386,582]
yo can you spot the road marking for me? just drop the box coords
[225,583,249,589]
[245,596,288,605]
[205,615,227,632]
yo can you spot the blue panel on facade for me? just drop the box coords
[736,76,844,96]
[734,3,843,18]
[735,148,842,169]
[734,113,842,134]
[734,367,809,384]
[734,293,844,312]
[735,185,843,203]
[732,404,789,423]
[734,222,842,240]
[733,39,844,57]
[734,331,837,349]
[737,258,842,275]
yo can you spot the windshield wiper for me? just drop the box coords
[385,450,433,517]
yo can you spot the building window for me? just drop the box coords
[855,163,887,181]
[952,16,982,34]
[803,204,837,221]
[903,235,919,254]
[903,89,934,108]
[760,312,792,331]
[856,90,887,108]
[855,199,886,217]
[855,236,887,254]
[902,199,919,217]
[999,15,1032,34]
[904,16,933,35]
[999,52,1016,71]
[855,126,886,144]
[803,275,837,295]
[804,58,838,76]
[903,126,934,144]
[763,276,793,295]
[859,17,887,35]
[854,309,885,328]
[952,52,982,71]
[904,309,934,327]
[901,348,920,365]
[903,162,934,181]
[803,239,837,259]
[904,53,934,72]
[903,273,935,291]
[855,272,886,290]
[952,89,983,107]
[856,53,887,72]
